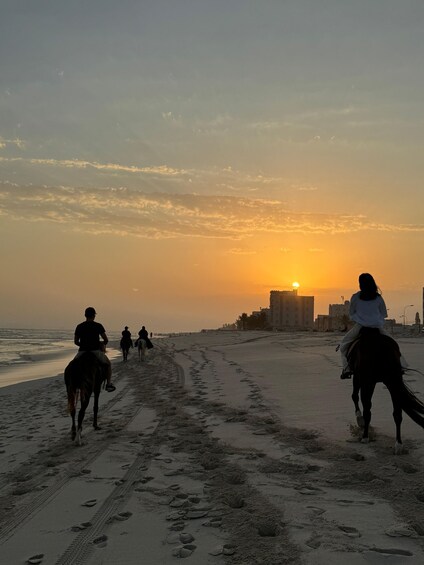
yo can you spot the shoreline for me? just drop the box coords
[0,344,121,390]
[0,330,421,391]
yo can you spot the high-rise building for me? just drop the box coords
[269,289,314,330]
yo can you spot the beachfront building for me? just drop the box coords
[329,300,351,330]
[315,299,351,332]
[269,289,314,330]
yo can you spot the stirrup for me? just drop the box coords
[340,370,352,380]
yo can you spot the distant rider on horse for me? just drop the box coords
[135,325,153,349]
[74,307,116,392]
[339,273,407,379]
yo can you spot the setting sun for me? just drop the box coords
[292,282,300,289]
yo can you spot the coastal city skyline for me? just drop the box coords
[1,1,424,332]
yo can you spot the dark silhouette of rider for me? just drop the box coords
[74,307,116,392]
[138,325,148,340]
[122,326,132,341]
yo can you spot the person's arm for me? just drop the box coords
[74,327,80,347]
[379,297,388,318]
[100,331,109,346]
[349,294,357,319]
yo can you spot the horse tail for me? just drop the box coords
[401,380,424,428]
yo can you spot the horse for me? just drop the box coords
[120,336,133,362]
[348,327,424,453]
[137,338,147,361]
[64,352,107,445]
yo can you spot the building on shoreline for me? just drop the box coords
[269,289,314,330]
[315,300,351,332]
[227,287,423,333]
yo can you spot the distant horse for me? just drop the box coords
[64,353,106,445]
[348,327,424,453]
[137,338,147,361]
[120,336,133,362]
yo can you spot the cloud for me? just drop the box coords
[227,248,257,255]
[0,157,188,177]
[1,183,424,241]
[0,155,291,195]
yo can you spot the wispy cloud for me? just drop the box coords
[0,157,188,177]
[1,183,424,240]
[227,248,257,255]
[0,156,291,194]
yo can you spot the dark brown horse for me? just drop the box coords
[348,327,424,453]
[120,336,133,362]
[64,353,106,445]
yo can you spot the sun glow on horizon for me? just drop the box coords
[292,282,300,289]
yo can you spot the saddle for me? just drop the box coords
[65,353,106,386]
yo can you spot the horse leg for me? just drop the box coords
[67,390,77,440]
[65,370,77,440]
[70,407,77,440]
[360,381,375,443]
[93,390,100,430]
[386,382,404,454]
[351,375,364,427]
[75,396,90,446]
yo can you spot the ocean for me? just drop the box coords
[0,328,121,389]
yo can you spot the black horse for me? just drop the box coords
[348,327,424,453]
[120,336,133,362]
[64,353,106,445]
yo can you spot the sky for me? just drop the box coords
[1,0,424,332]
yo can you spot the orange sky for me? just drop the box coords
[1,2,424,332]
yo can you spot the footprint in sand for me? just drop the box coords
[295,485,323,495]
[370,547,413,557]
[306,506,326,516]
[106,511,133,523]
[305,534,321,549]
[81,499,97,507]
[209,544,237,556]
[27,555,44,565]
[338,525,361,538]
[71,521,92,532]
[93,534,108,548]
[385,524,416,537]
[168,521,186,531]
[172,544,197,557]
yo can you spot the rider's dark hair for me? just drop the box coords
[358,273,381,301]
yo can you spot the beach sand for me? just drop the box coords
[1,331,424,564]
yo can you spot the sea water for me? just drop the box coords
[0,328,120,389]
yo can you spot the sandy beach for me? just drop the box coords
[1,331,424,564]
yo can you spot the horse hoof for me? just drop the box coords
[355,411,365,428]
[394,441,404,455]
[361,437,370,444]
[94,425,101,431]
